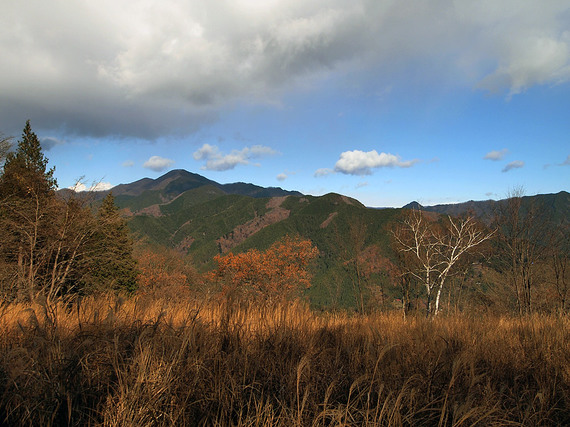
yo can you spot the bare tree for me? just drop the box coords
[392,209,494,317]
[44,193,97,304]
[493,188,547,316]
[546,223,569,314]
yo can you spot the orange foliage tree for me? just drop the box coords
[136,247,199,298]
[208,235,319,303]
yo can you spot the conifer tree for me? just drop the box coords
[1,121,56,197]
[80,193,138,293]
[0,121,58,300]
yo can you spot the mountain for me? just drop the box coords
[402,191,570,225]
[129,189,397,308]
[93,170,397,308]
[402,201,423,211]
[96,169,303,214]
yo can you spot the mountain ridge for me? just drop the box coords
[405,191,569,224]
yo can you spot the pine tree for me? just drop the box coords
[0,121,58,300]
[1,120,56,198]
[80,193,138,293]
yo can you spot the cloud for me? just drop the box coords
[355,181,368,189]
[40,137,65,151]
[193,143,277,171]
[1,1,568,138]
[478,34,570,98]
[70,181,114,192]
[122,160,134,167]
[314,168,334,177]
[333,149,417,175]
[143,155,175,172]
[484,149,508,161]
[502,160,525,172]
[276,169,296,181]
[561,155,570,166]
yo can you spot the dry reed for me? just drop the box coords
[0,295,568,426]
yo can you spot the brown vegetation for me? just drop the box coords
[320,211,338,228]
[0,295,568,426]
[208,236,319,303]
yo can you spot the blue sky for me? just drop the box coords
[1,0,568,207]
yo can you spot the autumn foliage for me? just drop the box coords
[136,247,199,298]
[208,235,319,303]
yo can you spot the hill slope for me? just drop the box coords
[122,180,398,309]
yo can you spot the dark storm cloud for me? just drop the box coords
[1,0,569,140]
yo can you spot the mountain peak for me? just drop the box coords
[403,201,423,210]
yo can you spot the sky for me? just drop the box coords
[1,0,569,207]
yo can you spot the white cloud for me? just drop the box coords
[1,1,569,138]
[355,181,368,189]
[71,181,114,192]
[484,149,508,161]
[122,160,134,167]
[143,155,174,172]
[333,149,417,175]
[479,34,570,97]
[193,143,277,171]
[276,169,295,181]
[314,168,334,177]
[502,160,525,172]
[560,155,570,166]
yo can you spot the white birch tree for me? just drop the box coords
[392,209,494,317]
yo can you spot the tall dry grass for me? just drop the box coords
[0,295,569,426]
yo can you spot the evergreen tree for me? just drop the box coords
[0,121,58,300]
[1,120,56,198]
[80,193,138,293]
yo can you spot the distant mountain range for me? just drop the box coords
[79,169,568,309]
[403,191,569,224]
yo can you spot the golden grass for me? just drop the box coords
[0,295,569,426]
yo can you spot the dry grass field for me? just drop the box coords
[1,295,569,426]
